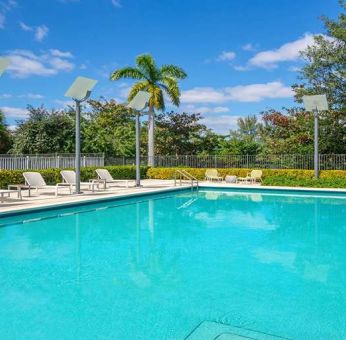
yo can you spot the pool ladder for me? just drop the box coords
[174,170,199,191]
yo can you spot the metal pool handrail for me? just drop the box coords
[174,169,199,190]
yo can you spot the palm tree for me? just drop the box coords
[110,54,187,166]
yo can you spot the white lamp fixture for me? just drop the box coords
[127,91,151,187]
[65,76,98,194]
[302,94,329,179]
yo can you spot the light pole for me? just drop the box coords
[302,94,329,179]
[127,91,151,187]
[65,76,98,194]
[0,58,10,77]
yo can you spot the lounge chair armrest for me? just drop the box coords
[56,182,72,187]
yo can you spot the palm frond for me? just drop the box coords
[160,77,180,106]
[110,67,146,81]
[128,81,150,102]
[136,54,158,82]
[148,85,165,111]
[160,65,187,80]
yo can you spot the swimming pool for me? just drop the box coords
[0,188,345,339]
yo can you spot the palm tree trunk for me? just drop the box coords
[148,106,155,166]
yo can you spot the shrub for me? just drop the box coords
[147,167,346,188]
[147,167,250,180]
[0,165,148,189]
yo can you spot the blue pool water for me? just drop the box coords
[0,188,346,339]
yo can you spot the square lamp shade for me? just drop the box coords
[127,91,151,111]
[302,94,329,112]
[0,57,10,77]
[65,76,98,101]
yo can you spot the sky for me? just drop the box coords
[0,0,340,133]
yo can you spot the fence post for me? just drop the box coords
[83,156,86,167]
[56,155,60,168]
[26,156,30,169]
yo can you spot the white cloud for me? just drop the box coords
[181,87,228,104]
[8,124,17,131]
[288,66,301,72]
[6,49,75,78]
[213,106,230,113]
[49,49,73,58]
[226,81,293,102]
[19,21,32,31]
[187,105,230,114]
[233,65,249,72]
[1,106,28,118]
[117,85,132,99]
[181,81,293,104]
[111,0,121,7]
[201,114,240,134]
[19,22,49,42]
[1,93,44,99]
[217,51,236,62]
[19,93,44,99]
[0,0,16,29]
[48,57,74,71]
[35,25,49,41]
[242,43,255,51]
[0,93,12,98]
[249,33,317,69]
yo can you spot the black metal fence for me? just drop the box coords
[106,154,346,170]
[0,153,104,170]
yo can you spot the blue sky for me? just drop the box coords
[0,0,340,133]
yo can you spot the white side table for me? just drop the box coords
[225,175,237,183]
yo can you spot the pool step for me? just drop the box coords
[185,321,291,340]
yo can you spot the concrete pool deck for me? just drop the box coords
[1,179,346,216]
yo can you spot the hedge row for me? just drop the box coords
[1,166,346,190]
[0,166,149,189]
[147,167,346,188]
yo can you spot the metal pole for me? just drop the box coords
[314,108,319,179]
[135,112,141,187]
[75,99,81,193]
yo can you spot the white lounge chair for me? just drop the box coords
[23,172,66,197]
[60,170,99,193]
[205,169,223,182]
[238,170,263,184]
[96,168,130,188]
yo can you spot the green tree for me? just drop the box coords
[219,115,262,155]
[10,106,76,154]
[110,54,187,165]
[83,99,136,157]
[153,111,219,155]
[259,108,346,154]
[0,110,12,153]
[293,1,346,109]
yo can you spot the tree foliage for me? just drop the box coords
[154,111,220,155]
[11,106,76,154]
[258,108,346,154]
[219,115,262,155]
[110,54,187,111]
[293,1,346,110]
[83,99,136,157]
[0,110,12,153]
